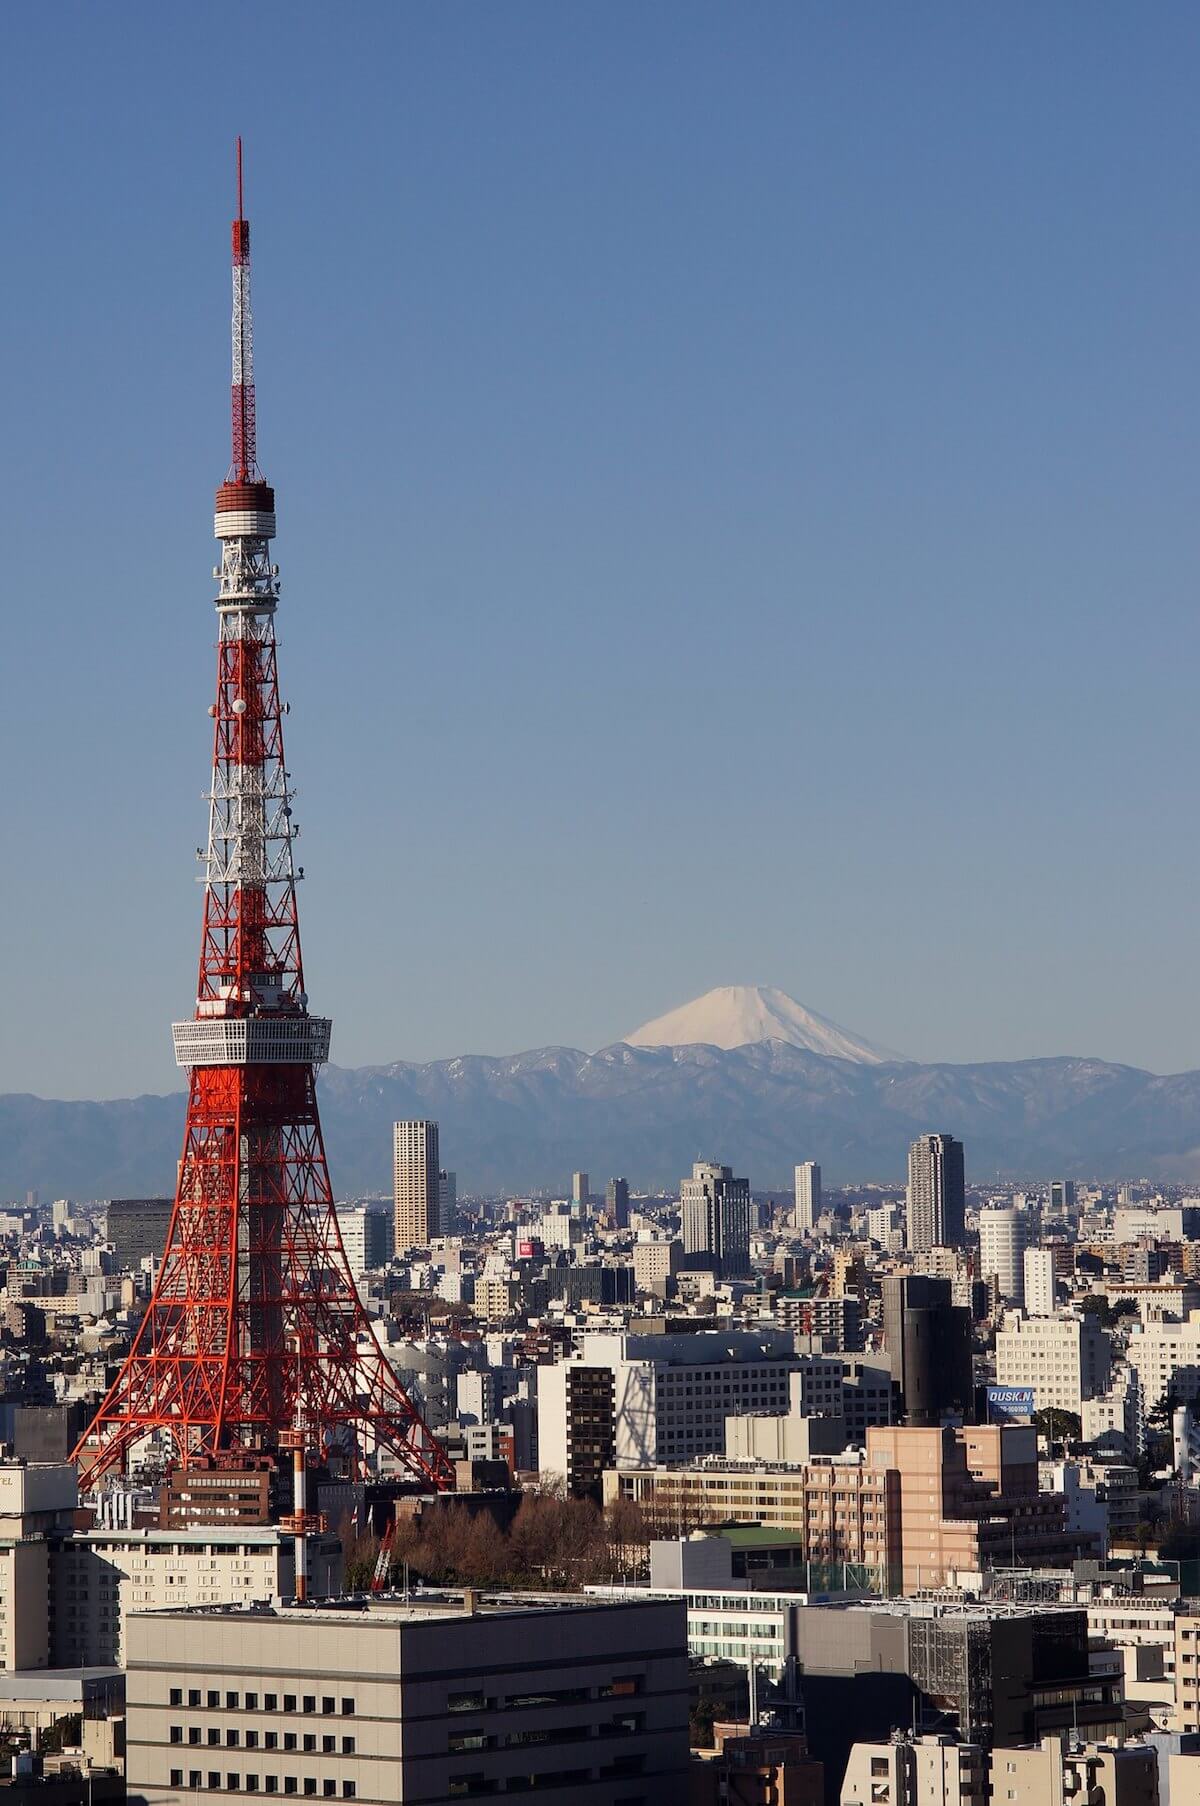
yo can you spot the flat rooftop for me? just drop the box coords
[130,1589,674,1628]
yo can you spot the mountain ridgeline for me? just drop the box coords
[7,1040,1200,1199]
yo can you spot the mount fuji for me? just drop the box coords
[625,985,908,1065]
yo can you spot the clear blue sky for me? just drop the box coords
[3,4,1199,1097]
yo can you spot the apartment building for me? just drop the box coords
[840,1735,986,1805]
[125,1593,689,1806]
[536,1364,616,1496]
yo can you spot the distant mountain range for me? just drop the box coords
[8,1035,1200,1199]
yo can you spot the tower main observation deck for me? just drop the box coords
[74,147,452,1494]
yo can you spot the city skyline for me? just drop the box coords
[5,5,1200,1100]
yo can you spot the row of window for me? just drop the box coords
[170,1773,353,1797]
[169,1691,355,1716]
[170,1729,355,1755]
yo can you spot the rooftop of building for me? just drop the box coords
[129,1588,679,1628]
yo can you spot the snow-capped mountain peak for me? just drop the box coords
[623,984,906,1064]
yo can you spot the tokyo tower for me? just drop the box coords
[74,146,452,1494]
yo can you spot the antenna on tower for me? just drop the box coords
[230,136,257,484]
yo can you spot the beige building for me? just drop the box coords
[631,1239,681,1292]
[0,1463,78,1670]
[605,1424,1092,1595]
[990,1739,1158,1805]
[994,1312,1112,1414]
[392,1119,439,1254]
[53,1524,341,1667]
[840,1735,986,1805]
[126,1592,689,1806]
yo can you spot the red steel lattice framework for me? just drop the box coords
[74,147,453,1493]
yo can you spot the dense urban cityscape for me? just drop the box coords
[6,7,1198,1806]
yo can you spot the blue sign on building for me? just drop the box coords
[987,1385,1036,1421]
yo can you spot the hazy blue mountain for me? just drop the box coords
[6,1041,1200,1199]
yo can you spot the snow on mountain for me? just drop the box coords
[623,984,908,1064]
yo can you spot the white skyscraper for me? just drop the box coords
[794,1162,821,1233]
[978,1205,1030,1305]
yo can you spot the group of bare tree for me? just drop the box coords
[340,1488,713,1593]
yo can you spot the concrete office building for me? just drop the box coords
[334,1206,390,1279]
[0,1463,79,1671]
[680,1162,751,1278]
[994,1313,1112,1415]
[978,1206,1029,1305]
[392,1121,439,1254]
[125,1593,690,1806]
[605,1178,630,1229]
[548,1330,797,1470]
[572,1172,590,1208]
[794,1163,821,1234]
[881,1275,972,1427]
[536,1364,616,1496]
[631,1239,681,1291]
[53,1522,339,1667]
[1127,1314,1200,1411]
[106,1197,174,1273]
[906,1135,965,1253]
[1023,1245,1058,1317]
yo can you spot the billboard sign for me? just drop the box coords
[988,1385,1036,1421]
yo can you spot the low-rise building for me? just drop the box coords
[126,1593,689,1806]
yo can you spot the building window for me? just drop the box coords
[265,1782,278,1796]
[171,1727,183,1745]
[284,1783,297,1797]
[189,1774,202,1791]
[171,1772,184,1788]
[322,1697,335,1715]
[246,1694,258,1711]
[265,1695,278,1712]
[304,1782,317,1797]
[228,1778,240,1793]
[284,1735,297,1753]
[341,1700,354,1717]
[322,1737,335,1754]
[247,1733,259,1750]
[323,1785,336,1799]
[190,1731,202,1747]
[284,1696,296,1713]
[341,1740,354,1757]
[227,1693,240,1710]
[170,1689,184,1707]
[265,1734,278,1752]
[190,1691,202,1708]
[342,1787,355,1800]
[209,1731,221,1748]
[303,1736,316,1754]
[208,1692,220,1709]
[303,1697,316,1714]
[247,1778,259,1792]
[227,1731,240,1748]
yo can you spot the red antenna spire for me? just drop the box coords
[230,136,257,483]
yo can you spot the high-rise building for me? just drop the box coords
[105,1197,174,1274]
[438,1169,457,1233]
[1023,1246,1057,1317]
[978,1205,1030,1305]
[606,1176,630,1228]
[572,1170,590,1208]
[680,1161,751,1277]
[393,1120,440,1253]
[1049,1178,1077,1215]
[335,1204,390,1277]
[906,1134,966,1253]
[882,1274,973,1427]
[794,1161,821,1233]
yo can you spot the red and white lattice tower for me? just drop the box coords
[74,145,453,1493]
